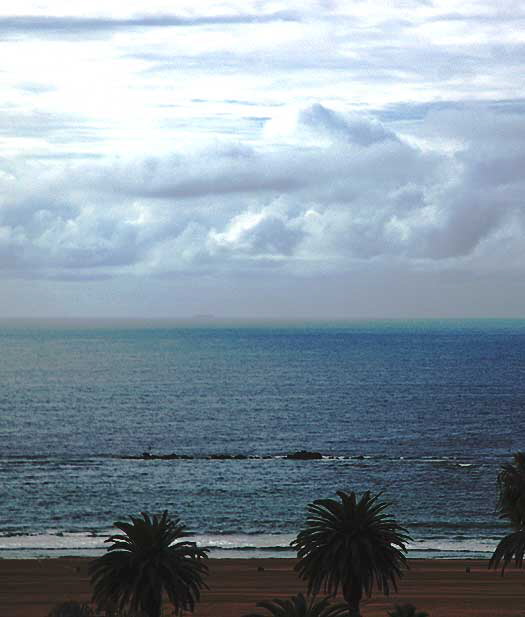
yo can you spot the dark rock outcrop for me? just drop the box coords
[208,453,250,460]
[285,450,323,460]
[140,452,194,460]
[120,450,329,461]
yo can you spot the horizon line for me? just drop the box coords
[0,316,524,323]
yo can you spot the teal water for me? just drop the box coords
[1,319,523,558]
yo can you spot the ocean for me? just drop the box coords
[1,319,523,559]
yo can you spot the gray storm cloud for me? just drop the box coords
[0,104,523,280]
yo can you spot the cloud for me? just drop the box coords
[0,110,100,143]
[0,103,524,283]
[15,82,56,94]
[0,11,299,38]
[209,206,305,257]
[297,104,399,146]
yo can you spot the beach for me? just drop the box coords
[1,558,523,617]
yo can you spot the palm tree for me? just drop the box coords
[89,511,208,617]
[291,490,410,617]
[496,451,525,529]
[490,452,525,573]
[489,529,525,572]
[387,604,429,617]
[48,602,95,617]
[244,593,349,617]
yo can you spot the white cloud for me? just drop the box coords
[0,2,524,315]
[0,103,523,289]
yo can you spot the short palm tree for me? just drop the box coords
[89,511,208,617]
[48,602,95,617]
[490,452,525,573]
[292,490,410,617]
[244,592,349,617]
[387,603,429,617]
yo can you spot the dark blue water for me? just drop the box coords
[1,319,523,558]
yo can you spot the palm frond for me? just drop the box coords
[387,603,429,617]
[291,490,410,602]
[47,601,95,617]
[89,511,208,617]
[496,451,525,529]
[244,593,349,617]
[489,529,525,574]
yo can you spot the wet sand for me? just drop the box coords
[0,558,523,617]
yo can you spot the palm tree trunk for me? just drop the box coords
[344,584,362,617]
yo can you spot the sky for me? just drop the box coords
[1,1,524,319]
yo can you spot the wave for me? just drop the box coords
[192,533,296,550]
[0,532,108,549]
[0,530,498,559]
[0,453,491,467]
[0,531,295,551]
[407,521,507,530]
[408,537,497,555]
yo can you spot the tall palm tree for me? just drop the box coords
[89,511,208,617]
[489,529,525,572]
[490,452,525,573]
[496,451,525,529]
[292,490,410,617]
[245,592,349,617]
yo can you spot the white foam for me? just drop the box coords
[0,531,295,552]
[0,531,498,558]
[0,532,108,550]
[408,537,497,554]
[192,533,295,550]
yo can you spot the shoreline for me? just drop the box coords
[0,552,497,559]
[1,558,523,617]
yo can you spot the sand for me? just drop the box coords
[0,558,523,617]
